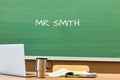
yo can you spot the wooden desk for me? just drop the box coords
[0,74,120,80]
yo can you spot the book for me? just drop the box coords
[47,68,97,78]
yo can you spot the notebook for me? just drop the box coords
[47,68,97,78]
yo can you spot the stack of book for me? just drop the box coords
[47,68,97,78]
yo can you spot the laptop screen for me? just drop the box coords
[0,44,26,76]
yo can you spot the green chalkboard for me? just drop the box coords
[0,0,120,58]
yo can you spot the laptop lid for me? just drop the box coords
[0,44,26,77]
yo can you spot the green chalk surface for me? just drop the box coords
[0,0,120,58]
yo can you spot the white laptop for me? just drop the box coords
[0,44,36,77]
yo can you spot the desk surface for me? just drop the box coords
[0,74,120,80]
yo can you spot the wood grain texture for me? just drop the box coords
[1,74,120,80]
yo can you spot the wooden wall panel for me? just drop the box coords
[25,60,120,73]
